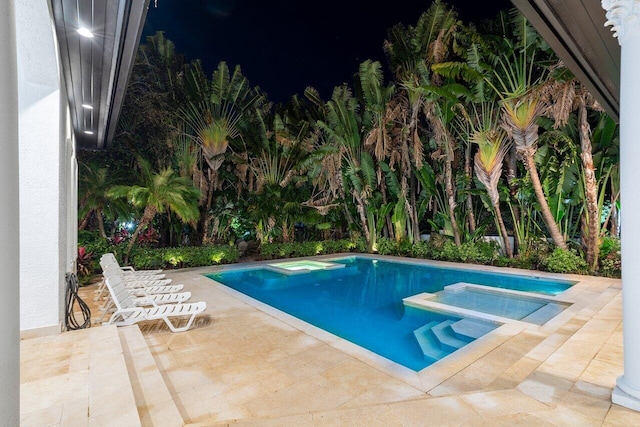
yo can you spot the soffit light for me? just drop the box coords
[77,27,94,38]
[81,104,93,109]
[84,130,94,135]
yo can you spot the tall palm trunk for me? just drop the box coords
[578,98,599,269]
[464,142,476,233]
[523,153,567,249]
[503,102,567,250]
[378,172,395,239]
[125,205,157,264]
[444,157,462,245]
[505,147,520,254]
[79,211,92,231]
[352,190,371,245]
[337,174,356,232]
[494,202,512,258]
[201,170,217,244]
[410,175,420,242]
[96,208,107,239]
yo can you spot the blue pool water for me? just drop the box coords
[207,257,572,371]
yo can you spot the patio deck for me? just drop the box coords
[20,256,640,425]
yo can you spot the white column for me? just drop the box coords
[603,0,640,412]
[0,1,20,424]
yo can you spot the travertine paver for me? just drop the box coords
[20,325,140,427]
[20,257,640,426]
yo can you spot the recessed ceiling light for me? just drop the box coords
[84,130,94,135]
[77,28,94,38]
[81,104,93,109]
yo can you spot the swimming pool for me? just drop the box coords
[207,257,573,371]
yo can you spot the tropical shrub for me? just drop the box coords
[376,238,413,256]
[259,238,366,260]
[599,236,621,277]
[137,226,159,246]
[376,238,398,256]
[77,247,93,277]
[130,245,240,270]
[512,239,555,271]
[432,240,500,265]
[542,248,588,274]
[410,241,431,259]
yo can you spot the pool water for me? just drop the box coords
[433,287,569,324]
[207,257,572,371]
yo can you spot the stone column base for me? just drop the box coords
[612,375,640,412]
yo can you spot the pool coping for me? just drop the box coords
[202,253,617,392]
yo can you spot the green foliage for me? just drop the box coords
[259,238,366,260]
[410,241,431,259]
[542,248,588,274]
[598,236,621,278]
[376,238,413,256]
[431,240,500,265]
[130,245,240,270]
[79,16,621,280]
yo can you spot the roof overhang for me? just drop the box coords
[50,0,150,150]
[511,0,620,121]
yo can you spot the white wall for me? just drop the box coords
[16,0,74,335]
[0,1,20,423]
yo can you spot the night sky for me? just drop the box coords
[143,0,513,102]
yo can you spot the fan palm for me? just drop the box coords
[469,110,513,257]
[181,61,263,243]
[109,157,200,262]
[489,16,567,250]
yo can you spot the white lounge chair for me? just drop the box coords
[96,275,193,323]
[103,276,206,332]
[101,264,171,286]
[95,267,178,303]
[100,253,165,278]
[100,258,166,280]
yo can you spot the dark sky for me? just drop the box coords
[143,0,512,102]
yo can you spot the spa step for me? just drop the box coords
[450,318,498,341]
[413,321,449,361]
[521,302,567,325]
[431,320,468,352]
[118,326,183,426]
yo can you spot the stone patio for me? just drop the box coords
[20,256,640,425]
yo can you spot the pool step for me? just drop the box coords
[414,318,500,361]
[413,321,449,361]
[521,302,567,325]
[431,320,468,352]
[450,318,498,341]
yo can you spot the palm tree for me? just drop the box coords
[78,163,128,238]
[109,157,200,262]
[311,85,376,247]
[469,107,513,257]
[489,17,568,250]
[541,65,604,268]
[181,61,264,243]
[384,0,463,245]
[357,60,406,241]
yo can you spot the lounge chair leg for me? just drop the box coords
[163,314,197,333]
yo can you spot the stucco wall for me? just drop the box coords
[16,0,73,334]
